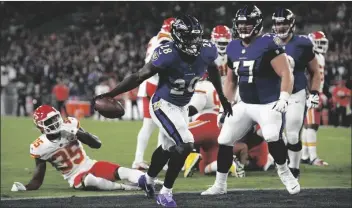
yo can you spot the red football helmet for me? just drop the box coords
[33,105,63,135]
[161,17,176,33]
[211,25,232,55]
[308,31,329,54]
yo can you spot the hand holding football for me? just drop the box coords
[94,97,125,118]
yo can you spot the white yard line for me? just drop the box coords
[1,187,350,201]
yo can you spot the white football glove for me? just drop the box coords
[273,92,290,113]
[306,91,320,109]
[11,182,26,192]
[60,123,78,141]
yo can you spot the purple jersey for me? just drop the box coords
[281,34,315,93]
[227,34,285,104]
[151,41,218,106]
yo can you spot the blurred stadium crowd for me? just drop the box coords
[1,2,351,126]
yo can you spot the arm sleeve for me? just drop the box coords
[265,36,285,61]
[302,39,315,63]
[151,45,174,69]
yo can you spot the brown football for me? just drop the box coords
[94,97,125,118]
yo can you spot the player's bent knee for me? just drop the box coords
[170,142,194,155]
[261,125,281,143]
[286,131,299,145]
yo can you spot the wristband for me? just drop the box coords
[279,91,290,101]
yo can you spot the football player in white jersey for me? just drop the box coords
[11,105,162,192]
[211,25,232,85]
[132,18,175,170]
[184,74,242,178]
[301,31,329,166]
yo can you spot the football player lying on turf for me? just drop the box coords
[185,75,242,178]
[11,105,162,192]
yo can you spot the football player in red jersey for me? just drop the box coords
[301,31,329,166]
[11,105,162,192]
[132,18,175,170]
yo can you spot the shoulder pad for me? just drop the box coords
[296,34,314,47]
[151,43,176,69]
[30,136,49,159]
[64,117,80,129]
[202,40,218,63]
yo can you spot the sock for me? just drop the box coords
[215,171,228,186]
[204,161,217,174]
[268,139,287,165]
[117,167,144,184]
[287,141,302,169]
[163,150,189,189]
[301,128,309,160]
[157,131,163,148]
[276,161,289,172]
[160,186,172,194]
[146,173,155,184]
[306,128,318,161]
[217,145,234,173]
[84,174,122,190]
[134,118,156,163]
[147,146,171,178]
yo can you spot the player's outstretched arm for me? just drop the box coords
[223,68,237,103]
[77,128,102,149]
[208,64,233,116]
[13,159,46,191]
[307,56,321,92]
[96,62,162,99]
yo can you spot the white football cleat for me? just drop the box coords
[132,161,150,170]
[278,168,300,195]
[201,184,227,195]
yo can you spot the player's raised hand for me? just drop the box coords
[11,182,26,192]
[306,91,319,109]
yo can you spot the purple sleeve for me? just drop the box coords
[151,45,174,69]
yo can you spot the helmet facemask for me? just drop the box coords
[314,38,329,54]
[213,38,230,55]
[173,28,203,56]
[273,17,295,39]
[234,16,263,41]
[36,113,63,135]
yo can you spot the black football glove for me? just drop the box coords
[93,93,112,102]
[219,95,233,117]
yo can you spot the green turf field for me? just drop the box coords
[1,116,351,198]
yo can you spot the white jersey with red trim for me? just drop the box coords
[214,54,229,84]
[29,117,95,185]
[189,80,220,118]
[138,31,172,97]
[315,53,325,92]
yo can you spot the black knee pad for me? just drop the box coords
[170,142,194,156]
[287,141,302,152]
